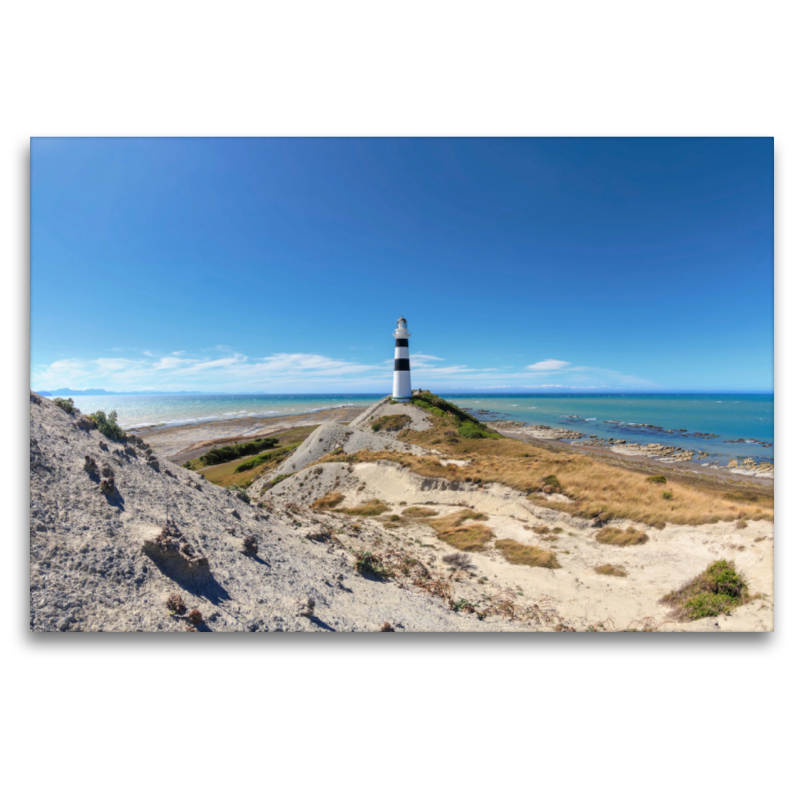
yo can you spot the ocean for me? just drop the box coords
[63,391,774,465]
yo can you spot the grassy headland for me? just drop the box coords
[313,392,773,529]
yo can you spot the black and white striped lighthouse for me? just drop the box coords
[392,316,412,400]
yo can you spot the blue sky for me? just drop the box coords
[30,137,773,393]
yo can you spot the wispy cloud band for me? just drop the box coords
[31,349,656,392]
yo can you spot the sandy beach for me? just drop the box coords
[131,405,363,463]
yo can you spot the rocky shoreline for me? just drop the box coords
[488,419,774,478]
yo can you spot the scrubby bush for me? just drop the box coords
[647,475,667,484]
[233,445,295,473]
[662,490,673,500]
[354,550,393,580]
[90,410,126,441]
[458,421,494,439]
[596,527,649,546]
[166,594,186,614]
[53,397,76,414]
[542,474,562,493]
[661,560,749,620]
[371,414,412,433]
[187,609,203,625]
[443,552,473,571]
[242,534,258,555]
[201,438,279,466]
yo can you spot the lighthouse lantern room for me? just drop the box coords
[392,316,412,400]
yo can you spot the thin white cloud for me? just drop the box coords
[527,359,571,371]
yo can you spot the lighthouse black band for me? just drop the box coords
[394,339,408,347]
[394,358,410,371]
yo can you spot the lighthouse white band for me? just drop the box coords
[392,320,412,399]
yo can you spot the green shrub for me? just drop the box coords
[662,490,673,500]
[90,410,126,440]
[661,560,749,621]
[646,475,667,484]
[354,550,393,580]
[233,445,296,473]
[201,437,279,466]
[543,474,562,492]
[53,397,76,414]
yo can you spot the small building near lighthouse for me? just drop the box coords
[392,316,412,400]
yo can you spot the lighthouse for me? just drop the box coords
[392,316,412,400]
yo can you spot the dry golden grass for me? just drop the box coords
[424,510,494,552]
[594,564,628,577]
[596,527,649,546]
[309,402,775,529]
[311,491,389,517]
[317,435,772,528]
[310,491,345,510]
[402,506,439,518]
[494,538,560,569]
[339,499,391,517]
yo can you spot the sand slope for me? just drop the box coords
[29,392,515,632]
[259,458,774,632]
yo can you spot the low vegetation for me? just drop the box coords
[410,391,500,439]
[234,445,297,473]
[646,475,667,484]
[442,552,473,570]
[594,564,628,577]
[371,414,412,432]
[402,506,439,518]
[596,527,649,546]
[661,560,751,620]
[494,538,560,569]
[89,410,126,441]
[458,420,501,439]
[339,499,390,517]
[201,437,279,466]
[53,397,76,414]
[166,593,186,614]
[311,491,346,510]
[312,492,389,516]
[354,550,394,580]
[425,509,494,552]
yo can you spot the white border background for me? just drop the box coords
[3,2,794,798]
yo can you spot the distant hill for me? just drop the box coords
[35,388,206,397]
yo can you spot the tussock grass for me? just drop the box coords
[402,506,439,518]
[340,499,390,517]
[596,527,649,546]
[661,560,751,621]
[594,564,627,577]
[311,491,388,516]
[425,510,494,552]
[311,491,345,510]
[494,538,560,569]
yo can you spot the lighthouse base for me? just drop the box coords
[392,370,412,400]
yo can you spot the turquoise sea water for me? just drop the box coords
[444,393,774,465]
[63,392,773,465]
